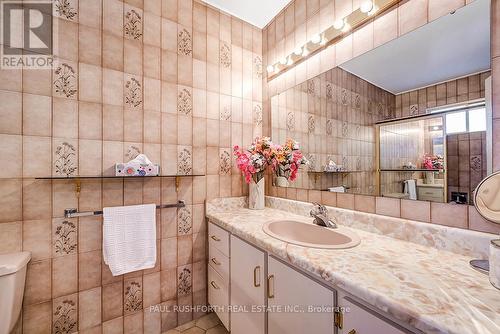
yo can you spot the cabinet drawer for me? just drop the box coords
[417,187,443,201]
[208,222,230,257]
[209,243,229,282]
[339,294,408,334]
[208,265,230,330]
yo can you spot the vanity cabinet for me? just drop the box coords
[208,221,416,334]
[337,292,408,334]
[230,235,266,334]
[267,256,335,334]
[208,223,230,330]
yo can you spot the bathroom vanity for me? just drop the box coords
[208,221,410,334]
[206,197,499,334]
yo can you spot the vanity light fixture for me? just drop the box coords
[266,0,401,80]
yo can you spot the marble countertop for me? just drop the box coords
[206,199,500,334]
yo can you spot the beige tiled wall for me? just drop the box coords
[394,71,490,117]
[0,0,262,332]
[263,0,500,235]
[271,67,393,193]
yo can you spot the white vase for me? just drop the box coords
[425,172,435,184]
[275,176,289,188]
[249,178,265,210]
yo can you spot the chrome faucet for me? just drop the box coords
[310,203,337,229]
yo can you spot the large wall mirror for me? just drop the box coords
[270,0,492,205]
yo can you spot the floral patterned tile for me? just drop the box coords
[124,6,143,41]
[52,218,77,257]
[178,206,192,236]
[218,149,231,176]
[52,293,78,334]
[177,146,193,175]
[177,265,192,297]
[53,61,78,99]
[54,0,78,21]
[178,28,193,56]
[124,277,143,315]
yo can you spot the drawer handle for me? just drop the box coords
[253,266,261,287]
[210,281,220,290]
[348,330,356,334]
[267,275,274,298]
[334,310,343,329]
[210,235,221,242]
[211,257,221,265]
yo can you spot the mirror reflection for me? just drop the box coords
[270,0,492,204]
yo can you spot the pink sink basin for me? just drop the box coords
[263,220,361,249]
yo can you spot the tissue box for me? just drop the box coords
[115,163,160,176]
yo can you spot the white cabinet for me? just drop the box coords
[208,223,230,330]
[337,292,408,334]
[267,256,335,334]
[230,235,266,334]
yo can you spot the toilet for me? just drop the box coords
[0,252,31,334]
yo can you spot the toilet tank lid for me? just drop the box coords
[0,252,31,276]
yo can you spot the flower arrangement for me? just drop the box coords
[233,137,275,184]
[272,139,308,182]
[233,137,308,184]
[422,154,444,170]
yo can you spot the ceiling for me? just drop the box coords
[340,0,491,95]
[202,0,292,28]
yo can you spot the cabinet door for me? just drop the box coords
[268,256,335,334]
[230,236,266,334]
[338,292,408,334]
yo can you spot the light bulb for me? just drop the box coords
[311,34,321,44]
[286,57,293,66]
[266,65,275,73]
[320,37,328,46]
[294,46,303,56]
[360,1,374,14]
[333,19,345,30]
[279,57,288,65]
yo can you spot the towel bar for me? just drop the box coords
[63,201,186,218]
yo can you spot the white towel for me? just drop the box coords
[404,180,417,200]
[103,204,157,276]
[329,186,346,193]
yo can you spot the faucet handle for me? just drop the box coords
[311,202,327,215]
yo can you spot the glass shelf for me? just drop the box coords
[30,174,206,193]
[34,174,205,180]
[307,171,363,174]
[379,169,443,172]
